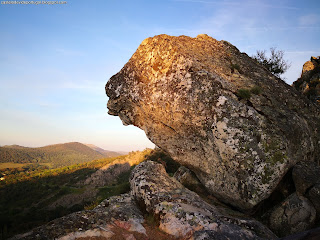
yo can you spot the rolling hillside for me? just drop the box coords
[0,142,122,168]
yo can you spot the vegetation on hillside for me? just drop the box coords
[0,142,122,168]
[0,148,176,239]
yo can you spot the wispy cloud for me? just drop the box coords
[173,0,298,10]
[299,14,320,26]
[37,102,60,109]
[173,0,236,4]
[286,50,320,55]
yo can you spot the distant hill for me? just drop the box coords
[84,144,122,158]
[2,144,29,149]
[0,142,122,168]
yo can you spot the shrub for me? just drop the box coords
[252,47,291,78]
[250,86,262,95]
[230,63,242,73]
[237,89,251,100]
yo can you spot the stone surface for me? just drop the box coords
[130,161,277,239]
[279,227,320,240]
[106,34,320,211]
[268,193,316,237]
[292,161,320,196]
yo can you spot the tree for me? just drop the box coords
[252,47,291,78]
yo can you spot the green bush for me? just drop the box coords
[252,47,291,78]
[230,63,242,73]
[237,89,251,100]
[250,86,262,95]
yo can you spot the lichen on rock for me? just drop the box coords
[106,34,320,211]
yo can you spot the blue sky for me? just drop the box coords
[0,0,319,151]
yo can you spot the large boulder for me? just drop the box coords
[106,34,320,211]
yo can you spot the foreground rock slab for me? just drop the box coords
[130,161,277,239]
[106,34,320,211]
[10,194,147,240]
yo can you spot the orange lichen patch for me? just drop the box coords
[113,220,133,231]
[77,223,178,240]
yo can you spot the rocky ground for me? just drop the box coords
[10,159,320,239]
[11,161,277,240]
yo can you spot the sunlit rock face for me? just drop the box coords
[106,34,320,211]
[293,56,320,105]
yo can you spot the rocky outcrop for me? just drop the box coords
[131,161,277,239]
[293,56,320,104]
[106,34,320,211]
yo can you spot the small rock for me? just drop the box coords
[268,193,316,237]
